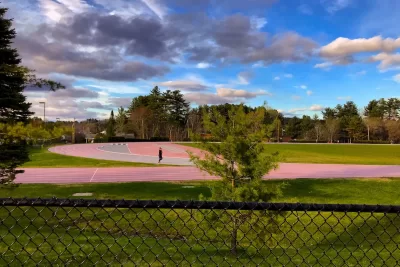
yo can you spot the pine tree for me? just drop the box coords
[188,104,284,254]
[115,107,127,134]
[0,8,31,123]
[106,110,116,138]
[0,7,64,184]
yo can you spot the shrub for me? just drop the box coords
[353,140,391,144]
[107,136,125,142]
[289,140,328,143]
[149,137,170,142]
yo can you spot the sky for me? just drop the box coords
[4,0,400,120]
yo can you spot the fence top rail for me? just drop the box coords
[1,198,400,213]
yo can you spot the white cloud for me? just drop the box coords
[196,62,212,69]
[87,83,142,94]
[306,90,313,96]
[314,62,333,69]
[310,104,324,111]
[320,36,400,58]
[295,85,307,89]
[237,71,254,85]
[56,0,92,13]
[252,62,264,68]
[158,80,208,91]
[250,16,267,30]
[274,74,293,80]
[216,88,270,98]
[24,87,117,121]
[140,0,168,19]
[288,107,307,113]
[39,0,69,22]
[288,104,324,113]
[291,95,301,101]
[185,88,271,105]
[39,0,91,22]
[369,53,400,71]
[393,74,400,83]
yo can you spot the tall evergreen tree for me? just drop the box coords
[0,8,63,184]
[189,104,283,254]
[106,110,116,138]
[115,107,127,134]
[0,7,31,123]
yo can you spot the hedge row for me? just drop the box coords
[105,136,170,142]
[352,140,392,144]
[288,140,392,144]
[288,140,328,143]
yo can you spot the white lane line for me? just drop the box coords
[126,143,133,154]
[90,168,99,182]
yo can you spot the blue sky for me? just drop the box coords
[5,0,400,120]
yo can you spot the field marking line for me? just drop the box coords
[126,143,133,154]
[90,168,99,182]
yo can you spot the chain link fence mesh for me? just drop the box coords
[1,198,400,266]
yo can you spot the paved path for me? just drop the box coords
[15,164,400,184]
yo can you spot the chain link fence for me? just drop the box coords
[1,198,400,266]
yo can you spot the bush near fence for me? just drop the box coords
[1,198,400,266]
[288,140,328,143]
[353,140,392,144]
[106,136,170,142]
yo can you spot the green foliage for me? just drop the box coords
[0,8,64,184]
[106,110,116,137]
[115,107,127,134]
[0,123,29,184]
[128,87,190,140]
[285,116,302,138]
[189,104,284,254]
[364,98,400,120]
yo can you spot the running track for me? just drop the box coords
[15,164,400,184]
[13,143,400,183]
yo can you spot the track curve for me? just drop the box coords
[13,143,399,184]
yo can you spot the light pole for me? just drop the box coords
[72,117,76,144]
[39,102,46,125]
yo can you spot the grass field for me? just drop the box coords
[181,143,400,165]
[2,178,400,204]
[1,179,400,266]
[22,147,162,168]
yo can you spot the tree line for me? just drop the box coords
[104,89,399,143]
[286,98,400,143]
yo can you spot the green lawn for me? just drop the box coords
[2,178,400,205]
[22,147,163,168]
[2,179,400,266]
[181,143,400,165]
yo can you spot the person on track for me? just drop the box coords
[158,147,163,163]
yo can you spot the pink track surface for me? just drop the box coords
[16,143,399,184]
[15,164,400,184]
